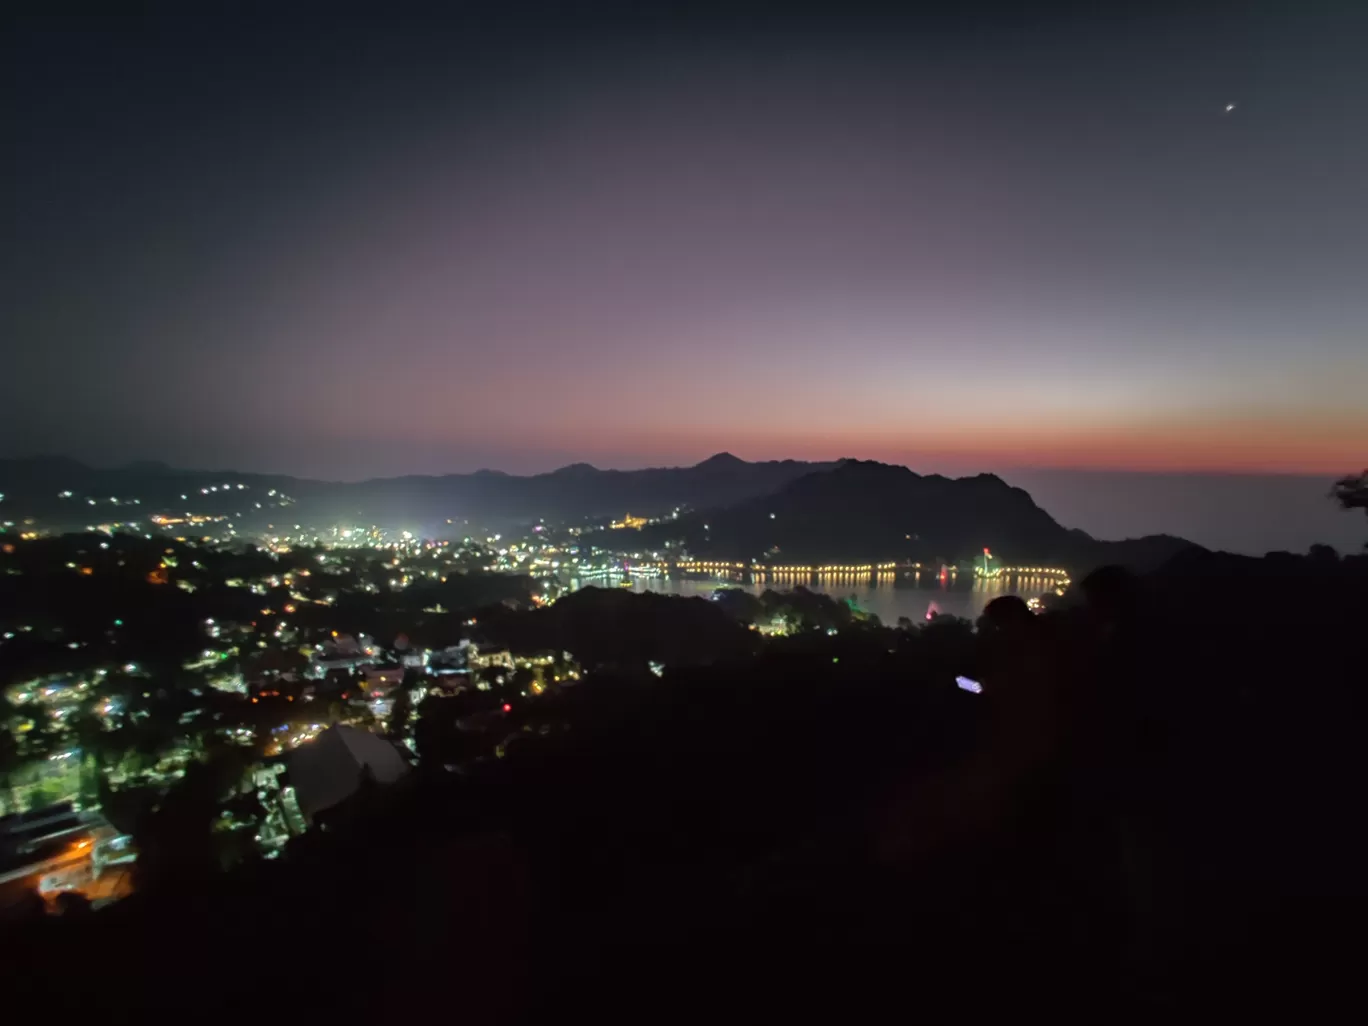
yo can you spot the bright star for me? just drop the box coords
[1224,102,1237,113]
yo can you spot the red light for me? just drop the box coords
[983,548,991,556]
[502,703,511,713]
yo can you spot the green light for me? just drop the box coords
[113,619,123,626]
[832,657,839,663]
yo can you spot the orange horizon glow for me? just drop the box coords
[548,414,1366,478]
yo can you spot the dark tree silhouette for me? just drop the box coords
[1308,543,1340,563]
[54,891,94,917]
[1332,471,1368,547]
[976,594,1035,636]
[387,684,415,741]
[0,723,26,812]
[1332,470,1367,511]
[712,587,764,624]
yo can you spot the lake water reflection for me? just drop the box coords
[572,571,1059,624]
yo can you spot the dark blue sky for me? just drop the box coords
[4,2,1366,487]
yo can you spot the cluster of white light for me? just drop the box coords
[976,566,1071,580]
[657,560,902,573]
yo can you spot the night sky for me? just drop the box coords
[5,2,1366,486]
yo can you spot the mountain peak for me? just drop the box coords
[697,452,746,469]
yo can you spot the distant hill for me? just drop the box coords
[0,455,1201,570]
[0,454,832,530]
[636,460,1198,574]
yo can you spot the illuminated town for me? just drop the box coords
[2,467,1082,913]
[5,2,1365,1012]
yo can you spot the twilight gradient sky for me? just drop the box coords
[4,2,1366,484]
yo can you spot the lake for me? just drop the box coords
[568,570,1059,624]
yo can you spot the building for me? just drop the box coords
[361,666,404,695]
[0,803,89,855]
[286,724,410,823]
[0,805,130,911]
[466,644,513,670]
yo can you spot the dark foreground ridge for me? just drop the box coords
[5,545,1367,1020]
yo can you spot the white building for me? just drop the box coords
[287,725,410,823]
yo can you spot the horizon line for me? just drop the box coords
[0,451,1352,484]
